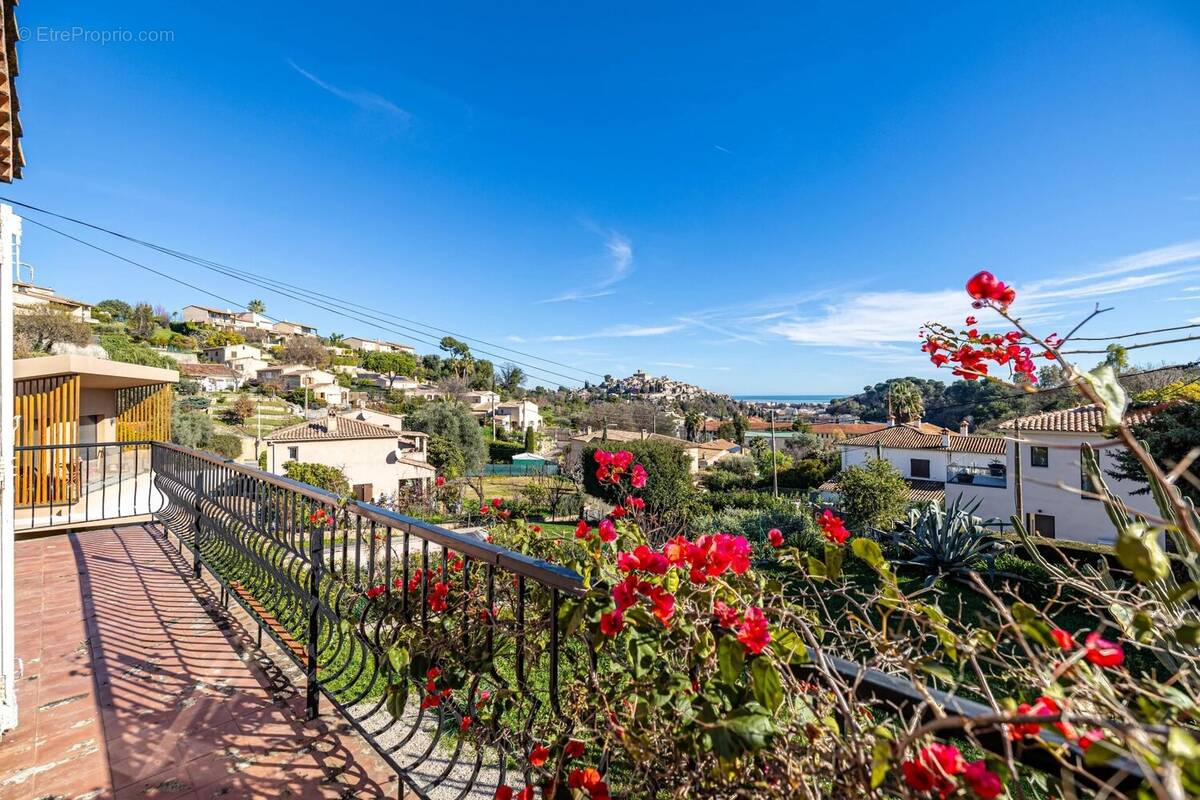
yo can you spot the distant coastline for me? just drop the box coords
[734,394,840,404]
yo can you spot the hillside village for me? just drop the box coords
[12,278,1197,549]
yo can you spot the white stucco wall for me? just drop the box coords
[268,437,400,502]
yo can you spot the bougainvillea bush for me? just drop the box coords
[343,271,1199,799]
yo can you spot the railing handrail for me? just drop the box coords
[151,440,587,591]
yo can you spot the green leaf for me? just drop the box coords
[851,538,885,570]
[824,543,845,580]
[718,634,745,685]
[768,627,810,665]
[749,657,783,712]
[1082,363,1128,428]
[805,554,827,580]
[719,704,776,752]
[1168,728,1200,760]
[1115,523,1170,583]
[627,636,656,679]
[1177,622,1200,646]
[385,681,408,720]
[918,660,955,684]
[870,734,893,788]
[387,645,410,674]
[557,597,585,639]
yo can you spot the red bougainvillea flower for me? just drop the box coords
[817,509,850,545]
[923,743,966,777]
[630,464,648,488]
[595,465,611,483]
[459,716,472,731]
[598,518,617,542]
[736,606,771,654]
[1008,695,1060,740]
[428,581,450,613]
[491,497,503,508]
[574,519,591,540]
[309,508,329,525]
[610,505,627,519]
[530,524,542,533]
[712,599,740,628]
[1050,628,1075,650]
[966,270,997,300]
[528,744,550,767]
[649,586,675,627]
[628,496,646,511]
[599,609,624,636]
[900,760,936,793]
[435,475,446,487]
[366,584,387,600]
[963,760,1003,799]
[663,535,689,565]
[594,450,614,467]
[479,506,489,515]
[1079,728,1105,751]
[516,787,535,800]
[768,527,784,547]
[613,450,634,470]
[564,739,585,760]
[1084,632,1124,667]
[568,767,607,796]
[494,787,513,800]
[965,315,977,325]
[616,551,640,573]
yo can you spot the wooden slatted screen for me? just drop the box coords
[115,383,173,443]
[13,375,81,506]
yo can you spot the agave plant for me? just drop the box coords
[894,495,1007,584]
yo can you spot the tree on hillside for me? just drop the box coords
[888,380,925,423]
[281,336,332,368]
[94,299,133,321]
[127,303,158,340]
[836,458,909,532]
[523,425,537,454]
[326,332,345,346]
[732,414,748,445]
[411,401,487,474]
[684,411,703,442]
[1108,403,1200,505]
[230,394,256,424]
[499,364,526,394]
[470,359,495,391]
[14,308,92,354]
[362,350,418,383]
[247,299,266,314]
[427,434,467,478]
[203,329,247,347]
[439,335,473,378]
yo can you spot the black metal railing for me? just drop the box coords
[21,441,1146,797]
[13,441,161,531]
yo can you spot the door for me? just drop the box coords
[1033,514,1056,539]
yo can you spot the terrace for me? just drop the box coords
[0,441,1144,799]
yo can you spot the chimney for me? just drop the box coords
[326,410,338,435]
[940,431,951,449]
[887,415,896,427]
[959,419,970,435]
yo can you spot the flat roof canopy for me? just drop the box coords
[15,355,180,389]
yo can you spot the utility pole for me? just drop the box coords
[770,408,779,497]
[1012,417,1024,530]
[491,394,496,440]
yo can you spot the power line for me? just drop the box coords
[20,216,587,389]
[1068,322,1200,342]
[0,196,604,383]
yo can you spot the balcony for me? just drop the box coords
[0,442,1136,798]
[946,461,1008,489]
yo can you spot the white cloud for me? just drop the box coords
[540,229,634,303]
[288,60,411,122]
[543,324,683,342]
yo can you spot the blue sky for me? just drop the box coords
[7,2,1200,393]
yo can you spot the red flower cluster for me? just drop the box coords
[606,575,676,630]
[1083,631,1124,667]
[428,581,450,613]
[768,527,784,547]
[817,509,850,545]
[966,270,1016,308]
[567,767,609,799]
[1008,694,1062,740]
[528,743,549,767]
[923,328,1041,383]
[365,583,387,600]
[309,508,330,526]
[421,666,453,709]
[712,599,741,628]
[479,498,512,520]
[902,742,1002,799]
[736,606,770,655]
[435,475,446,487]
[616,544,668,575]
[658,532,752,584]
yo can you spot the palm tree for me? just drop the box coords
[327,332,345,347]
[499,364,526,394]
[888,380,925,424]
[247,299,266,314]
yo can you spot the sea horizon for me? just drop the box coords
[733,394,841,404]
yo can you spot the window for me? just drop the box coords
[910,458,931,479]
[287,446,299,461]
[1033,514,1056,538]
[1081,463,1098,499]
[1030,446,1049,467]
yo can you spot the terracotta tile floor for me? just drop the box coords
[0,525,398,799]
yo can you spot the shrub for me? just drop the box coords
[411,402,487,473]
[171,406,215,449]
[282,461,351,497]
[835,457,909,532]
[100,333,177,369]
[699,455,757,491]
[693,507,822,557]
[208,433,243,460]
[582,439,693,526]
[894,496,1008,583]
[488,439,524,464]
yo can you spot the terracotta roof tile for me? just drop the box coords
[266,416,396,442]
[841,425,1006,455]
[818,477,946,504]
[180,363,240,379]
[999,404,1165,433]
